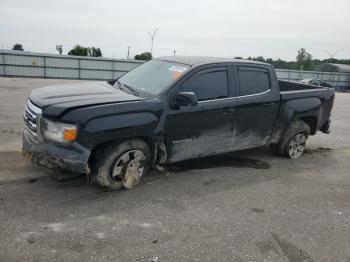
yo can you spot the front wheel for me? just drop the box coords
[92,139,151,190]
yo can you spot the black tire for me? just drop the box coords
[92,139,151,190]
[272,120,310,159]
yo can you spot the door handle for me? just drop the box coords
[219,109,231,115]
[262,102,275,107]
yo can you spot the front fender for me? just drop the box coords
[82,112,159,147]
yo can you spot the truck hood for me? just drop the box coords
[29,82,144,117]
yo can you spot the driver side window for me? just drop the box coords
[180,70,228,101]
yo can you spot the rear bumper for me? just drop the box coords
[22,129,91,174]
[321,119,331,134]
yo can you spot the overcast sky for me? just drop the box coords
[1,0,349,60]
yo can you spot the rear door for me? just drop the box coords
[165,66,237,162]
[233,65,280,150]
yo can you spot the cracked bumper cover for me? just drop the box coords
[321,119,331,134]
[22,130,91,174]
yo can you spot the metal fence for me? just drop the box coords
[275,69,350,91]
[1,49,349,90]
[0,49,143,80]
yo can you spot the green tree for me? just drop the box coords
[88,47,102,57]
[68,45,89,56]
[134,52,152,61]
[12,43,24,51]
[68,45,103,57]
[253,56,266,62]
[296,48,313,70]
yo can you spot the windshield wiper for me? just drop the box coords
[117,81,139,96]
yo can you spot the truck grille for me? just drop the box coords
[23,100,42,141]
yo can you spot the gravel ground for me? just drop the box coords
[0,77,349,262]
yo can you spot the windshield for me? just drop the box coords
[115,59,190,96]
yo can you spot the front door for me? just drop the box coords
[165,67,237,163]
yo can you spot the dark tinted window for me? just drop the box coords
[181,70,228,101]
[238,67,270,96]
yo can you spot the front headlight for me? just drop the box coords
[41,118,78,143]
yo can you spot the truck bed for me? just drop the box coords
[279,80,334,101]
[279,80,326,91]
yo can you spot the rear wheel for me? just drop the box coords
[286,133,307,159]
[272,120,310,159]
[92,139,151,190]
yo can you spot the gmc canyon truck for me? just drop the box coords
[23,57,335,189]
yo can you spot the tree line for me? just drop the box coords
[236,48,350,71]
[11,42,153,61]
[11,43,349,70]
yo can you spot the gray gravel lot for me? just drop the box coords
[0,77,349,262]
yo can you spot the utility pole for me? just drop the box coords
[173,50,176,56]
[148,29,158,57]
[127,46,131,60]
[323,49,344,59]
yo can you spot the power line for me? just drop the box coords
[323,49,344,58]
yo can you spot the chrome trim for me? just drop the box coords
[27,100,42,114]
[198,96,236,104]
[23,99,42,143]
[197,89,271,104]
[236,89,271,98]
[24,110,36,120]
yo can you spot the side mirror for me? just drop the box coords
[173,92,198,109]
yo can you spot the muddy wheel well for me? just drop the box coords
[88,137,155,168]
[299,116,317,135]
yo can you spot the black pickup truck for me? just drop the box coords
[23,57,335,189]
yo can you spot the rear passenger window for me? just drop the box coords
[181,70,228,101]
[238,67,270,96]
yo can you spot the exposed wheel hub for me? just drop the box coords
[288,133,306,159]
[112,150,146,189]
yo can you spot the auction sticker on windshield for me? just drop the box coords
[168,65,188,73]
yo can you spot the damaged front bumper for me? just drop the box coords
[22,129,91,175]
[321,119,331,134]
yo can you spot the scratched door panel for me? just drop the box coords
[166,99,236,163]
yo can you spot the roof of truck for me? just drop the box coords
[157,56,270,67]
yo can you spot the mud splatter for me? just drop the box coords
[168,155,270,172]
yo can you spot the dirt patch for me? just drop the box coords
[251,207,264,213]
[168,155,270,172]
[1,128,22,136]
[271,233,313,262]
[0,151,31,173]
[304,147,332,154]
[202,178,216,186]
[256,233,313,261]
